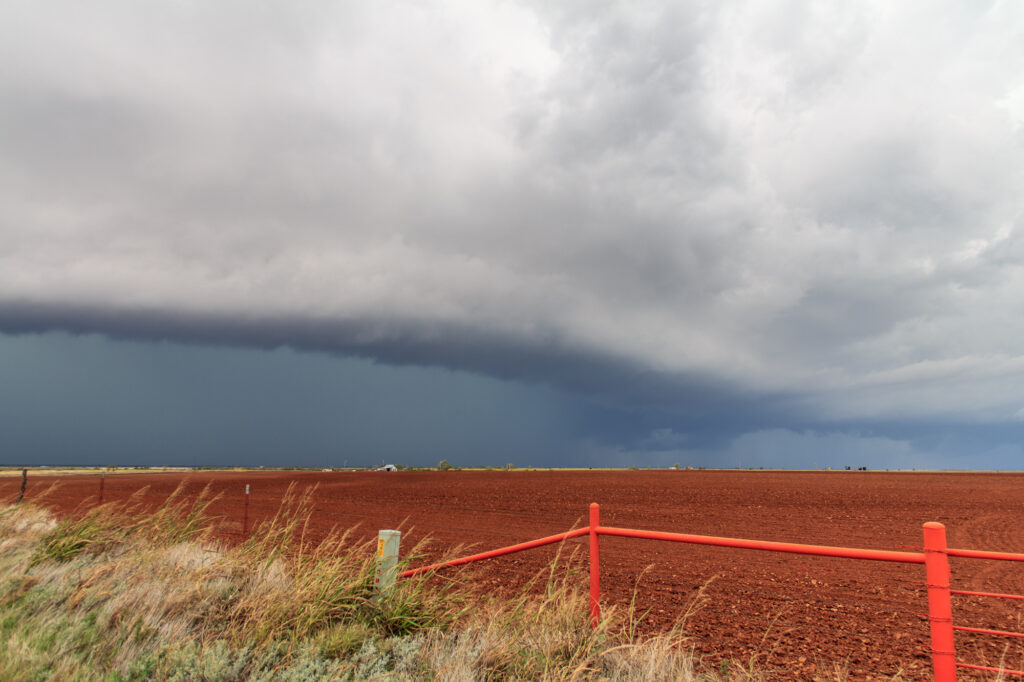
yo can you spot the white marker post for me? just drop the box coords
[375,530,401,595]
[242,485,250,535]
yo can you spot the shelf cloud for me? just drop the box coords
[3,1,1024,429]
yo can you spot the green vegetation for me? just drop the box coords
[0,488,867,681]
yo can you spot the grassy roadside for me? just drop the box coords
[1,488,870,681]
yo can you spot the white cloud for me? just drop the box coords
[2,1,1024,423]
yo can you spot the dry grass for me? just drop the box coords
[0,489,889,681]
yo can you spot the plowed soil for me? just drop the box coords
[5,469,1024,680]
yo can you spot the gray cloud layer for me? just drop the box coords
[2,1,1023,423]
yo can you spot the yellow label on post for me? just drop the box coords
[377,539,386,557]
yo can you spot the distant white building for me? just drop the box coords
[378,464,397,472]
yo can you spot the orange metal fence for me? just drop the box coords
[399,502,1024,682]
[14,475,1024,680]
[944,546,1024,677]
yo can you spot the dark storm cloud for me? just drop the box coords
[0,300,788,425]
[2,1,1024,428]
[0,332,586,468]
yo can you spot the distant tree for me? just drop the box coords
[437,459,452,471]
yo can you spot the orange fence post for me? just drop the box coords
[98,472,105,504]
[924,522,957,682]
[590,502,600,628]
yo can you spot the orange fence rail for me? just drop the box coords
[398,502,1024,682]
[401,527,590,576]
[948,547,1024,561]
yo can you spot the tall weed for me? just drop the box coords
[1,491,900,681]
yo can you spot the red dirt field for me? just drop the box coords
[5,469,1024,680]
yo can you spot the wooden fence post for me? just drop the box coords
[17,468,26,504]
[924,522,957,681]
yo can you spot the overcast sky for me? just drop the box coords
[2,1,1023,468]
